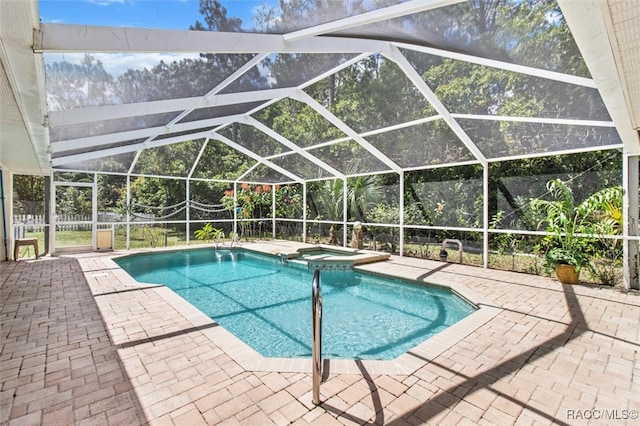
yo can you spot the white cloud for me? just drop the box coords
[44,52,203,77]
[84,0,128,6]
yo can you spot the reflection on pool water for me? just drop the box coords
[115,248,476,360]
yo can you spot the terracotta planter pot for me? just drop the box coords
[555,264,580,284]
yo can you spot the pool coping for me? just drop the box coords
[106,242,501,376]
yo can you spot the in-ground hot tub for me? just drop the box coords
[280,245,391,270]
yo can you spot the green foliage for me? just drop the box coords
[307,179,342,221]
[221,183,276,219]
[543,247,590,272]
[31,0,628,281]
[220,183,300,238]
[273,185,303,219]
[530,178,624,274]
[405,166,483,231]
[347,173,383,221]
[130,177,181,215]
[12,175,45,215]
[369,203,400,225]
[368,203,400,252]
[56,186,92,216]
[307,173,383,223]
[194,223,223,242]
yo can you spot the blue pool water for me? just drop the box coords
[115,248,475,360]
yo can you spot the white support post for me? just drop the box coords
[343,177,348,247]
[50,170,56,255]
[272,184,276,239]
[623,154,639,289]
[125,149,143,252]
[92,173,98,251]
[233,182,238,238]
[303,182,307,244]
[483,165,489,269]
[186,179,190,245]
[126,175,131,250]
[399,172,405,257]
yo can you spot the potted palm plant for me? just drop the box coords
[530,179,623,284]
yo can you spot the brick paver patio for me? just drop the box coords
[2,241,639,425]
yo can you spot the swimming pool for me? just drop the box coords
[115,248,475,360]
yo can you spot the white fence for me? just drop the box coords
[14,212,154,225]
[15,214,92,224]
[12,213,157,238]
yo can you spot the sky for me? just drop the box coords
[38,0,264,31]
[38,0,276,77]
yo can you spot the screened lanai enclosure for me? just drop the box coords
[1,0,639,288]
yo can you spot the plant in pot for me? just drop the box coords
[542,246,590,284]
[530,179,623,284]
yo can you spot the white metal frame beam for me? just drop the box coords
[37,23,384,54]
[52,129,216,166]
[209,133,303,183]
[386,45,488,166]
[393,42,597,89]
[292,90,402,174]
[47,88,295,126]
[50,115,244,153]
[283,0,466,41]
[40,6,632,179]
[241,116,345,179]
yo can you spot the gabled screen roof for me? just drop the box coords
[40,0,623,184]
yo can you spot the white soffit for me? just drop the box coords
[0,0,49,174]
[559,0,640,155]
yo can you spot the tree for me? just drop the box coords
[191,0,243,32]
[347,172,382,221]
[12,175,45,215]
[45,54,115,110]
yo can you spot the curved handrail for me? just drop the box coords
[312,268,322,405]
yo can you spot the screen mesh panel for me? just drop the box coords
[55,152,137,173]
[269,153,335,180]
[133,139,206,177]
[220,53,358,93]
[252,98,347,148]
[365,120,476,168]
[217,123,291,158]
[459,120,622,158]
[305,55,436,133]
[191,138,256,180]
[401,49,609,120]
[337,0,590,76]
[307,140,393,175]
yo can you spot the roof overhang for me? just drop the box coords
[559,0,640,156]
[0,0,49,175]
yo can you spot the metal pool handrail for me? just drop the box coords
[312,268,322,405]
